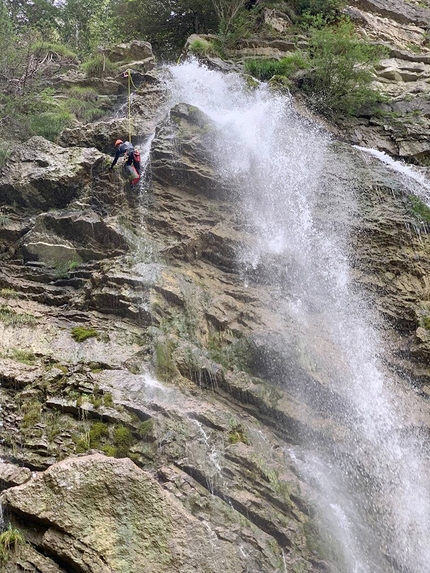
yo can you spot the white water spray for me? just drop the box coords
[167,60,430,573]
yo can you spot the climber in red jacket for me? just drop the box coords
[109,140,141,173]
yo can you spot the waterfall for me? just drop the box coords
[166,60,430,573]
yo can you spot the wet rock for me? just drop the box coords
[0,462,32,490]
[1,454,253,573]
[0,137,105,211]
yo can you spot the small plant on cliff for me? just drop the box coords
[0,525,25,565]
[113,425,133,457]
[409,195,430,223]
[0,145,10,169]
[228,420,249,444]
[0,306,37,327]
[189,38,216,56]
[71,326,99,343]
[81,54,118,78]
[422,317,430,330]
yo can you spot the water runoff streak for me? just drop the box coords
[167,61,430,573]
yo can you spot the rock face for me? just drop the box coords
[2,454,260,573]
[0,14,430,573]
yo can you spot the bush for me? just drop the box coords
[189,38,215,56]
[244,53,309,81]
[81,54,118,78]
[32,41,78,62]
[293,0,346,23]
[299,20,387,118]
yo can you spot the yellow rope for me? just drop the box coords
[127,69,132,142]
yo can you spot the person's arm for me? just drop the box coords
[110,149,121,170]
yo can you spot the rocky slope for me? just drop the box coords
[0,3,430,572]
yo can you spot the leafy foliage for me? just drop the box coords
[299,21,387,117]
[244,54,309,81]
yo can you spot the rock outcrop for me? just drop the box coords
[1,7,430,573]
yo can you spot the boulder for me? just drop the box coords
[102,41,155,67]
[0,461,32,490]
[1,454,247,573]
[0,137,105,211]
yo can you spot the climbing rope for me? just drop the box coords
[125,69,138,143]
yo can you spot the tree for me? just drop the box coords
[113,0,217,59]
[210,0,244,35]
[299,20,386,117]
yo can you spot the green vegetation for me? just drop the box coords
[0,288,19,299]
[245,19,386,119]
[113,425,133,456]
[71,326,99,342]
[31,111,73,141]
[409,195,430,222]
[244,54,309,81]
[0,525,25,565]
[300,20,387,117]
[189,37,216,56]
[208,331,251,372]
[0,146,10,169]
[228,421,249,444]
[21,400,42,428]
[0,306,37,327]
[293,0,346,26]
[10,349,37,365]
[155,338,178,381]
[81,54,118,78]
[138,418,154,438]
[422,317,430,330]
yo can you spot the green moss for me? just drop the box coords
[228,421,249,445]
[409,195,430,222]
[81,54,118,78]
[138,419,154,438]
[71,326,99,342]
[103,392,114,407]
[102,444,118,457]
[155,339,178,381]
[10,349,37,365]
[113,425,133,456]
[89,422,109,447]
[0,288,18,299]
[422,316,430,330]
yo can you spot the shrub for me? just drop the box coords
[71,326,99,342]
[81,54,118,78]
[423,317,430,330]
[32,41,78,61]
[189,38,215,56]
[299,20,387,118]
[293,0,346,24]
[244,53,309,81]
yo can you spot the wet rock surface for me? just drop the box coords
[0,19,430,573]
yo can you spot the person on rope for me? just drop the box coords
[109,139,141,173]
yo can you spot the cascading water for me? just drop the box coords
[166,60,430,573]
